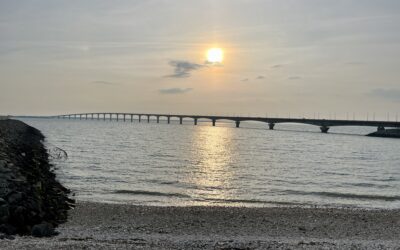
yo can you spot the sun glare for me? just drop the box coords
[207,48,223,63]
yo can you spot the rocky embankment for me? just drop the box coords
[0,119,74,237]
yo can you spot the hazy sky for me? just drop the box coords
[1,0,400,119]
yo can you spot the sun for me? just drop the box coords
[206,48,223,64]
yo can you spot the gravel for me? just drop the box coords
[1,201,399,249]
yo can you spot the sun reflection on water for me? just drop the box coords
[186,126,237,203]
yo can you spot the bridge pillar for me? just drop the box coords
[116,114,119,121]
[91,114,94,120]
[157,116,160,123]
[167,117,170,124]
[235,121,240,128]
[147,115,150,123]
[123,114,126,122]
[377,126,385,131]
[68,115,71,119]
[212,119,216,126]
[130,114,133,122]
[139,115,141,123]
[194,118,198,125]
[103,114,106,121]
[109,114,112,121]
[320,126,330,133]
[268,123,275,130]
[179,117,183,124]
[79,114,82,120]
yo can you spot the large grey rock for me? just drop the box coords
[7,192,23,205]
[31,223,57,237]
[0,204,9,223]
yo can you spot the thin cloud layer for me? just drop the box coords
[256,75,265,79]
[159,88,193,94]
[165,60,204,78]
[370,88,400,102]
[91,81,119,86]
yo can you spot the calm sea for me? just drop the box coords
[21,118,400,209]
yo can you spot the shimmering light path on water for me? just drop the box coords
[22,118,400,209]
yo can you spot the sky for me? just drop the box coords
[1,0,400,119]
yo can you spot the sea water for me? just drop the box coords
[21,118,400,209]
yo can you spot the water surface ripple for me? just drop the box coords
[22,118,400,209]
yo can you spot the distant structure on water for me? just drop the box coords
[54,112,400,136]
[0,115,11,120]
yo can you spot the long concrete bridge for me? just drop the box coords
[54,113,400,133]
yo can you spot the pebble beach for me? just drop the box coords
[1,202,399,249]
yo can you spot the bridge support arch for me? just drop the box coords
[194,118,198,125]
[268,123,275,130]
[212,119,216,126]
[235,121,240,128]
[320,125,330,133]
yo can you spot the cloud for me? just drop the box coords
[91,81,119,86]
[288,76,302,80]
[271,64,284,68]
[205,60,223,66]
[165,60,204,78]
[241,78,249,82]
[345,61,366,65]
[369,88,400,102]
[159,88,193,94]
[256,75,265,79]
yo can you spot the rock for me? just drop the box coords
[31,223,57,237]
[0,233,15,240]
[0,160,6,168]
[0,119,74,236]
[7,192,23,205]
[0,164,11,173]
[12,206,27,225]
[0,204,9,222]
[0,223,16,235]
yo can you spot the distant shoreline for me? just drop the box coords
[368,128,400,138]
[1,201,399,249]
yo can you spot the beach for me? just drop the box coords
[1,201,399,249]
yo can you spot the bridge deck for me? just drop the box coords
[54,113,400,133]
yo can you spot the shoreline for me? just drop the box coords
[1,201,399,249]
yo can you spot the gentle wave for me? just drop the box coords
[114,190,191,198]
[288,190,400,201]
[199,198,301,206]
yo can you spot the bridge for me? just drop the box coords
[54,113,400,133]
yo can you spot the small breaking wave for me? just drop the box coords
[113,189,191,199]
[200,198,300,206]
[287,190,400,201]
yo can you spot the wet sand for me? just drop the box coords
[1,202,399,249]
